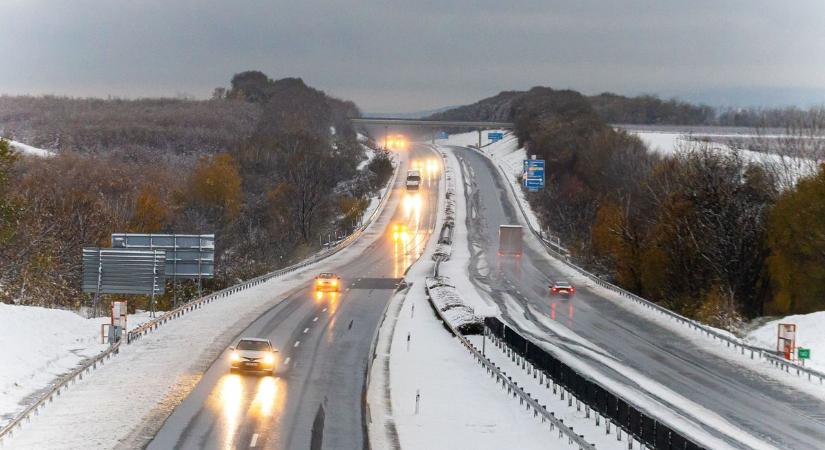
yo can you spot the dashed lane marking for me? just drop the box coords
[303,328,309,333]
[294,341,301,348]
[284,357,291,365]
[313,317,318,322]
[250,433,259,448]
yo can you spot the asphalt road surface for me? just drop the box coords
[149,144,441,450]
[449,145,825,450]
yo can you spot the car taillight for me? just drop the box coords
[551,288,558,292]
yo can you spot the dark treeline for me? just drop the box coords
[0,72,392,313]
[428,89,825,128]
[437,86,825,328]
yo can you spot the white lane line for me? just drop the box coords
[250,433,259,447]
[284,357,291,365]
[294,341,300,348]
[313,317,318,322]
[303,327,309,334]
[322,308,327,312]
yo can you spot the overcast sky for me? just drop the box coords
[1,0,824,112]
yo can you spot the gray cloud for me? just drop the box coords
[1,0,823,111]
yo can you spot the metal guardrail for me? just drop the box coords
[428,256,594,449]
[0,157,401,446]
[493,160,825,386]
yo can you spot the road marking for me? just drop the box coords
[250,433,259,447]
[284,357,291,365]
[313,317,318,322]
[294,341,300,348]
[303,328,309,334]
[322,308,327,312]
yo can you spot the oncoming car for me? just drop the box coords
[229,338,278,375]
[315,272,341,292]
[550,281,576,296]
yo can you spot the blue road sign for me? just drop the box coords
[522,159,545,191]
[488,132,504,142]
[438,131,449,139]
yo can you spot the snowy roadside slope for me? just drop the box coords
[0,304,156,429]
[747,311,825,372]
[6,160,405,450]
[5,139,55,158]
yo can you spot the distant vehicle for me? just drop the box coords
[315,272,341,292]
[406,169,421,191]
[498,225,523,257]
[550,281,576,296]
[229,338,278,375]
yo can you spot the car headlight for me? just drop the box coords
[331,279,338,286]
[230,351,240,361]
[263,353,275,365]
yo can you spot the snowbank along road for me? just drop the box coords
[148,143,441,450]
[447,145,825,449]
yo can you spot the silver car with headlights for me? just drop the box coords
[229,338,279,375]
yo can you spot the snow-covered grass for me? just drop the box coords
[746,311,825,372]
[0,304,156,429]
[5,139,55,158]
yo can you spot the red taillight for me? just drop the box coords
[551,288,558,292]
[571,287,576,292]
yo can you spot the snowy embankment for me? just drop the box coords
[746,311,825,372]
[5,153,405,449]
[5,139,55,158]
[0,304,153,429]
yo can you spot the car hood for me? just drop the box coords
[237,350,270,359]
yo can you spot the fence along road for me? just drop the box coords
[448,145,825,449]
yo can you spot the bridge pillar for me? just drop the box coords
[477,129,482,150]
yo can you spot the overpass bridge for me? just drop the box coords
[350,117,515,148]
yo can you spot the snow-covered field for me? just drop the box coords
[746,311,825,373]
[0,304,154,429]
[3,153,405,449]
[5,139,55,158]
[626,129,819,187]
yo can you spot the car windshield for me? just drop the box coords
[237,340,270,351]
[319,273,334,278]
[556,282,571,288]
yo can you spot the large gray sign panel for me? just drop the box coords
[82,248,166,295]
[110,233,214,279]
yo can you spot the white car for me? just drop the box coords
[229,338,279,375]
